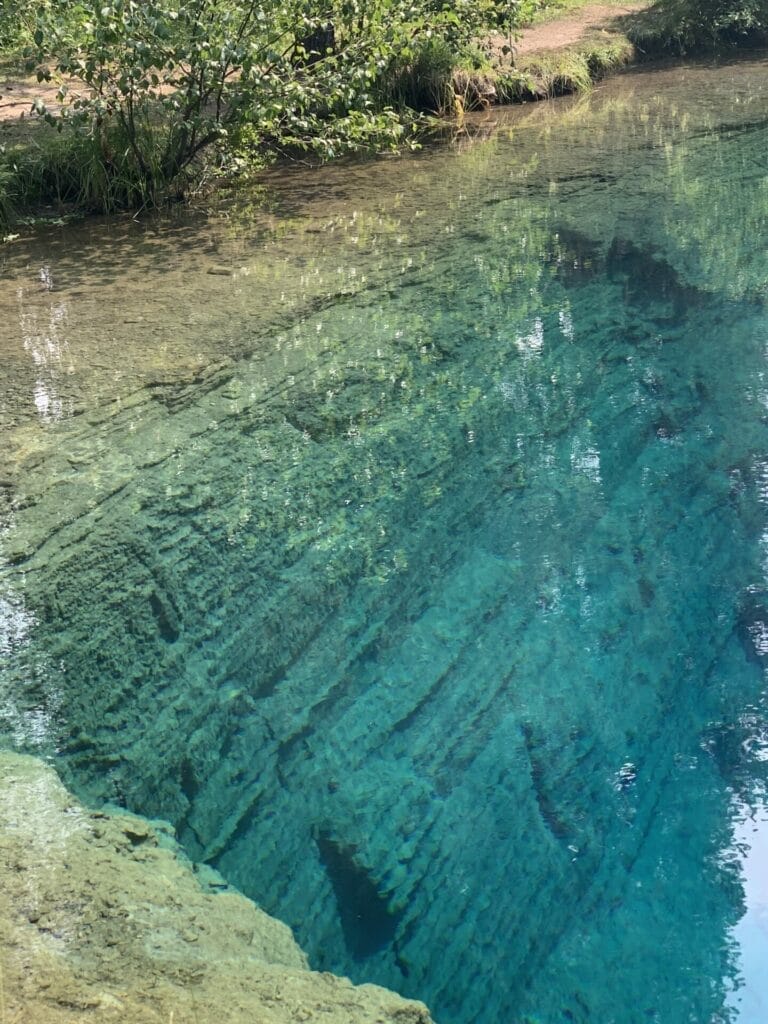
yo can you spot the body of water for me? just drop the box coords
[3,57,768,1024]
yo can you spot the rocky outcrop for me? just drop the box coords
[0,751,434,1024]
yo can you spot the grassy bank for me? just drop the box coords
[493,34,636,103]
[0,2,642,230]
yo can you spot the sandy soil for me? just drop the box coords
[0,74,66,123]
[513,2,647,54]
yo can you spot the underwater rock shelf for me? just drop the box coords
[5,236,767,1023]
[4,60,768,1024]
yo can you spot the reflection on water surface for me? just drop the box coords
[3,55,768,1024]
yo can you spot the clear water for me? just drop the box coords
[3,57,768,1024]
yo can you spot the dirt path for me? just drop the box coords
[514,2,647,55]
[0,76,69,123]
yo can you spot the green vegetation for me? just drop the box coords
[628,0,768,51]
[0,0,645,225]
[495,35,635,102]
[0,0,526,223]
[2,0,767,226]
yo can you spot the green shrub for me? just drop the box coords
[628,0,768,51]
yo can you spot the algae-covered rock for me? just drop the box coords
[0,751,434,1024]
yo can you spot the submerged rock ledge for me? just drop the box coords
[0,751,434,1024]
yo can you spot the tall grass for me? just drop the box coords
[378,37,458,113]
[0,118,197,228]
[495,37,635,102]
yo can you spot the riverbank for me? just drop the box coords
[488,1,644,102]
[0,4,646,125]
[0,0,648,230]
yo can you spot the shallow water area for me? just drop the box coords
[4,55,768,1024]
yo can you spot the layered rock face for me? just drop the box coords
[0,751,433,1024]
[3,230,766,1023]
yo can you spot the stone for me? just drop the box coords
[0,751,434,1024]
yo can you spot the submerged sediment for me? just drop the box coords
[0,751,433,1024]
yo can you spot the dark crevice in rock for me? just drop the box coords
[180,758,200,801]
[149,589,181,643]
[315,830,401,961]
[735,588,768,666]
[522,722,573,845]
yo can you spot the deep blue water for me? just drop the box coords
[3,58,768,1023]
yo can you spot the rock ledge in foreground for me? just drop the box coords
[0,751,434,1024]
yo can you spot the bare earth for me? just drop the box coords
[506,2,647,55]
[0,76,73,123]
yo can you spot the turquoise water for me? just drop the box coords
[3,57,768,1023]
